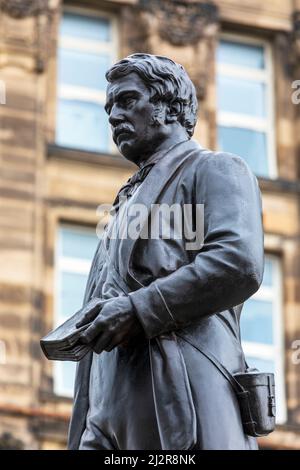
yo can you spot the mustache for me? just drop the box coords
[113,124,135,140]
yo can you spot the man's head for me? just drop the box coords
[105,53,198,164]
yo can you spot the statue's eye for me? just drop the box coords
[122,97,135,108]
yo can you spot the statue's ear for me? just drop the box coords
[166,101,182,124]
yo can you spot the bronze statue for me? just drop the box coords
[64,54,264,450]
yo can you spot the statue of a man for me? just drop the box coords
[67,53,264,450]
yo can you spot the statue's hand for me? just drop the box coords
[78,296,143,354]
[75,297,106,329]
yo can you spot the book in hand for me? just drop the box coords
[40,298,101,362]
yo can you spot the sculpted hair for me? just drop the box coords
[106,53,198,138]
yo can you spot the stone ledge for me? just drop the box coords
[258,177,300,194]
[47,143,135,170]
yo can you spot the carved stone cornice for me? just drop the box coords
[0,0,59,73]
[122,0,219,101]
[275,11,300,79]
[0,0,49,18]
[138,0,219,46]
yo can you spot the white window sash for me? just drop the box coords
[54,362,75,398]
[242,341,274,360]
[58,256,92,275]
[264,42,277,179]
[62,4,119,63]
[59,84,106,104]
[241,255,286,424]
[54,225,95,397]
[217,63,268,82]
[217,33,277,179]
[218,31,273,50]
[251,285,275,301]
[59,36,113,54]
[57,8,118,154]
[218,111,268,132]
[271,256,286,424]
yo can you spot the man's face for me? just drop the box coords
[105,73,166,163]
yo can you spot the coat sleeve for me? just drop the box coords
[128,152,264,339]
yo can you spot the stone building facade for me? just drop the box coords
[0,0,300,450]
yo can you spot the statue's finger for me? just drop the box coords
[103,333,125,352]
[79,318,105,343]
[76,300,103,328]
[92,332,113,354]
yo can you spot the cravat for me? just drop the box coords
[111,162,155,214]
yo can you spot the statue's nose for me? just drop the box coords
[108,104,124,127]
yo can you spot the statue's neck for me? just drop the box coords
[137,130,189,168]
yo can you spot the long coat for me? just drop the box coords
[68,139,264,450]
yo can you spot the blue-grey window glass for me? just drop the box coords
[58,49,110,91]
[241,256,279,374]
[60,227,98,260]
[61,362,77,394]
[217,40,265,69]
[56,12,113,153]
[246,357,275,374]
[218,126,268,177]
[241,299,273,345]
[217,76,266,117]
[263,258,273,287]
[59,272,88,320]
[56,100,108,152]
[60,12,111,42]
[56,226,98,396]
[217,39,271,177]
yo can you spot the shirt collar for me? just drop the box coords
[138,140,188,169]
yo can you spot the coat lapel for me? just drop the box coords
[118,138,202,290]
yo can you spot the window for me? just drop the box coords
[217,35,276,178]
[54,225,99,396]
[241,255,286,423]
[56,10,117,153]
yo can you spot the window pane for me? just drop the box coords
[217,40,265,69]
[59,272,88,320]
[245,356,275,373]
[60,362,76,397]
[241,299,273,345]
[60,13,111,42]
[58,48,110,91]
[263,258,273,287]
[55,226,98,396]
[218,126,268,177]
[56,12,115,153]
[217,75,266,117]
[56,99,109,152]
[60,227,98,260]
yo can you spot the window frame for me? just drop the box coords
[241,254,286,424]
[57,5,119,154]
[53,223,97,397]
[217,32,277,179]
